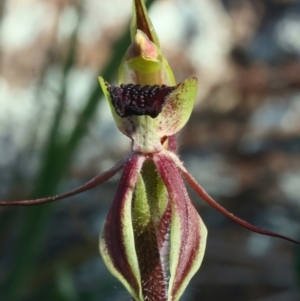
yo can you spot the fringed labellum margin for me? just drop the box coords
[1,1,299,301]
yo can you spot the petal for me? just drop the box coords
[153,153,207,301]
[157,77,197,137]
[99,154,145,300]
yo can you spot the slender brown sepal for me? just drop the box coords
[0,154,130,206]
[133,0,156,44]
[168,151,300,245]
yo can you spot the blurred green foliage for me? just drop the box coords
[0,0,156,299]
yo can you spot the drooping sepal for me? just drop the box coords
[99,155,145,301]
[100,152,207,301]
[154,153,207,301]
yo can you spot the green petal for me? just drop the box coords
[157,77,198,137]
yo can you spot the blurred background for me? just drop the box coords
[0,0,300,300]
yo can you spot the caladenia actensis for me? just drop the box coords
[1,1,300,301]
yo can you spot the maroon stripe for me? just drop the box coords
[103,155,144,294]
[154,153,203,298]
[134,0,154,43]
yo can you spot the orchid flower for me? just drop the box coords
[1,1,299,301]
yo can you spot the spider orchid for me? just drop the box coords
[1,1,299,301]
